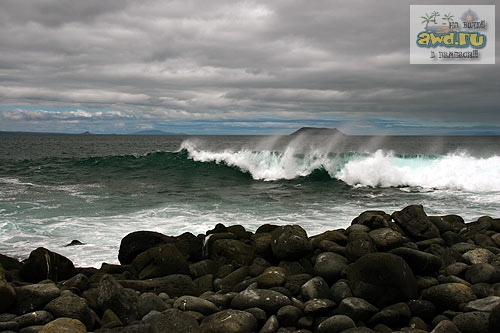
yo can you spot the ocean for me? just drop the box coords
[1,133,499,267]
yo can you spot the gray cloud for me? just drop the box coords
[0,0,499,134]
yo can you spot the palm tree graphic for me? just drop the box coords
[443,13,454,26]
[421,13,433,31]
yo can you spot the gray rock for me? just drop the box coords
[276,305,303,327]
[392,205,440,240]
[285,273,312,296]
[200,309,257,333]
[303,298,336,314]
[301,276,331,301]
[19,247,76,283]
[271,225,312,260]
[431,319,460,333]
[463,248,495,265]
[464,296,500,312]
[173,295,219,315]
[311,230,348,248]
[313,252,348,283]
[149,308,200,333]
[62,273,90,293]
[44,290,95,330]
[244,307,267,326]
[257,266,286,288]
[318,240,346,255]
[330,280,353,304]
[230,287,291,313]
[421,283,477,310]
[260,315,280,333]
[336,297,379,322]
[369,228,406,251]
[38,317,87,333]
[14,310,53,329]
[316,315,356,333]
[97,274,139,325]
[452,311,489,333]
[465,263,500,284]
[13,281,61,315]
[389,247,442,275]
[137,292,169,318]
[132,243,190,279]
[444,262,469,277]
[347,253,417,308]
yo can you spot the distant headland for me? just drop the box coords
[290,127,347,136]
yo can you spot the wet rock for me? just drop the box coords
[432,319,460,333]
[336,297,379,323]
[44,290,95,330]
[464,295,500,312]
[14,310,54,329]
[421,283,476,310]
[149,308,200,333]
[0,264,16,312]
[97,274,139,325]
[311,230,348,248]
[489,302,500,333]
[463,248,495,265]
[313,252,348,283]
[13,281,61,315]
[352,210,391,229]
[368,228,407,251]
[210,239,255,267]
[173,295,219,315]
[260,315,280,333]
[189,259,219,278]
[230,287,291,313]
[276,305,303,327]
[214,266,249,292]
[347,252,417,308]
[271,225,312,260]
[465,263,500,284]
[200,309,257,333]
[118,230,175,265]
[316,314,356,333]
[389,247,442,275]
[301,276,331,301]
[257,266,286,288]
[392,205,440,240]
[119,274,198,297]
[407,299,437,321]
[330,279,353,304]
[132,243,189,279]
[137,292,169,318]
[19,247,76,283]
[39,317,87,333]
[303,298,336,315]
[452,311,489,333]
[62,273,90,294]
[345,231,376,263]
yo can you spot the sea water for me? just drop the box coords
[1,133,499,267]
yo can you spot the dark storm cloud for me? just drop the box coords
[0,0,498,134]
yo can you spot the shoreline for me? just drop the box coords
[1,204,500,332]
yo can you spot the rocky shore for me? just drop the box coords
[2,205,500,332]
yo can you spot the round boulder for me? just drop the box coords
[19,247,75,283]
[132,243,189,279]
[271,225,312,260]
[421,283,476,311]
[200,309,257,333]
[119,230,175,265]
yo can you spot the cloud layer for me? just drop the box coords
[0,0,499,134]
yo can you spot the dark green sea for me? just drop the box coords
[1,133,499,267]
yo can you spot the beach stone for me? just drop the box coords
[260,315,280,333]
[445,262,469,277]
[14,310,54,329]
[352,210,391,229]
[368,228,406,251]
[285,273,312,296]
[301,276,331,301]
[407,299,437,321]
[330,279,353,303]
[189,259,219,278]
[97,274,139,325]
[118,230,175,265]
[244,307,267,326]
[311,230,348,248]
[392,205,440,240]
[0,264,16,312]
[249,257,271,276]
[252,233,273,258]
[215,266,249,292]
[210,239,254,267]
[313,252,348,283]
[368,302,411,328]
[44,290,95,330]
[230,287,291,313]
[345,231,376,263]
[432,319,461,333]
[464,296,500,312]
[132,243,189,279]
[489,302,500,333]
[452,311,489,333]
[463,248,495,265]
[257,266,286,288]
[62,273,90,293]
[149,308,200,333]
[277,305,303,327]
[421,283,476,310]
[303,298,336,314]
[336,297,379,322]
[200,309,257,333]
[271,225,312,260]
[442,231,466,246]
[465,263,500,284]
[100,309,123,328]
[19,247,76,283]
[173,295,219,315]
[13,281,61,315]
[120,274,198,297]
[347,252,417,308]
[39,317,86,333]
[389,247,442,275]
[316,314,356,333]
[318,240,346,255]
[137,292,169,318]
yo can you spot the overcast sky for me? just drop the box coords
[0,0,498,135]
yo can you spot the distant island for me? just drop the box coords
[132,130,182,135]
[290,127,347,136]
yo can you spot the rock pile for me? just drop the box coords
[2,205,500,332]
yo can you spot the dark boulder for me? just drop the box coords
[230,287,291,313]
[44,290,95,330]
[421,283,476,311]
[392,205,440,240]
[313,252,348,283]
[464,263,500,284]
[347,252,417,308]
[149,308,200,333]
[0,264,16,312]
[19,247,76,283]
[336,297,379,323]
[200,309,257,333]
[389,247,442,275]
[352,210,391,229]
[13,281,61,315]
[316,314,356,333]
[369,228,407,251]
[271,225,312,260]
[453,311,490,333]
[345,231,376,263]
[97,274,139,325]
[301,276,332,301]
[118,230,176,265]
[131,243,189,279]
[210,239,255,267]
